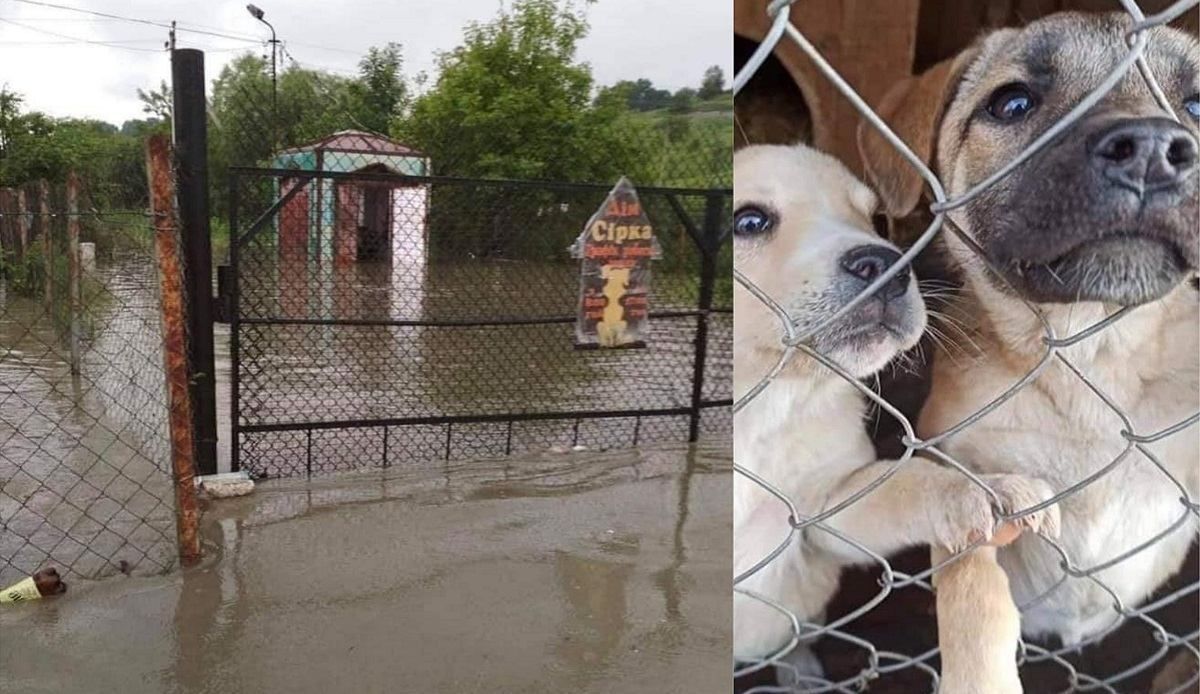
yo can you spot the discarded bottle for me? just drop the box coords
[1,567,67,604]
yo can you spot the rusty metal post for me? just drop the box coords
[40,181,52,314]
[146,134,201,565]
[16,189,29,259]
[66,172,82,375]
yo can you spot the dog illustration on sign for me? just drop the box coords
[598,265,632,347]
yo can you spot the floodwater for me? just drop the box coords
[3,246,728,583]
[0,256,177,585]
[0,442,731,693]
[228,251,730,477]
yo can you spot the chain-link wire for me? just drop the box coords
[732,1,1199,691]
[0,174,179,586]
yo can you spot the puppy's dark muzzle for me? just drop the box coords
[1089,117,1198,197]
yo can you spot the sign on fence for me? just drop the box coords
[570,177,661,349]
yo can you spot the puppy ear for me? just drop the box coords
[857,48,979,218]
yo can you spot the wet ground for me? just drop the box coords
[1,441,731,693]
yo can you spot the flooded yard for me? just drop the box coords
[0,442,731,694]
[0,256,177,585]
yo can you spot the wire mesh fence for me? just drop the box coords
[733,1,1199,692]
[227,166,732,479]
[0,175,180,585]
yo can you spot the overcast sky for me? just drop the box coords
[0,0,732,125]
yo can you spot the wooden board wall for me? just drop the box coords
[734,0,922,175]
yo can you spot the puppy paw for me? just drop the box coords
[933,474,1059,551]
[984,473,1061,543]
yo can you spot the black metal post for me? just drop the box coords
[171,49,219,476]
[228,174,241,473]
[687,192,723,442]
[269,32,278,149]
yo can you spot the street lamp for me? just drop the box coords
[246,4,278,147]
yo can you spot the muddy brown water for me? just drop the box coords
[0,442,732,693]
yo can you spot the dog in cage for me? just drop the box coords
[731,143,1062,686]
[858,10,1199,689]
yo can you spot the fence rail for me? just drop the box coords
[733,1,1199,692]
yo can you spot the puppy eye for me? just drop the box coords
[1184,94,1200,121]
[734,206,774,237]
[985,83,1038,122]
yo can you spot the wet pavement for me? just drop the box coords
[0,442,731,693]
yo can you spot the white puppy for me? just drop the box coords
[732,144,1061,684]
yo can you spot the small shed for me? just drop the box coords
[272,130,431,265]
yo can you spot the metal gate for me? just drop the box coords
[227,167,731,478]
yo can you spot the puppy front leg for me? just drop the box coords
[807,458,1056,563]
[805,458,1048,694]
[933,545,1022,694]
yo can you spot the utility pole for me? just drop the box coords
[246,4,279,148]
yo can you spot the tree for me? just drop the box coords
[595,78,671,111]
[0,88,23,156]
[669,87,697,114]
[400,0,618,181]
[698,65,725,100]
[347,43,408,134]
[137,80,173,122]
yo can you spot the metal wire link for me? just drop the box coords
[732,0,1200,690]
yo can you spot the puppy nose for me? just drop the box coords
[839,245,909,301]
[1090,117,1198,195]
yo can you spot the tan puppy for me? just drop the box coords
[733,144,1060,685]
[859,11,1199,688]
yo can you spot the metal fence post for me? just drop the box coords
[146,134,201,564]
[40,180,52,314]
[228,174,241,474]
[66,172,82,375]
[687,192,723,442]
[16,189,29,259]
[171,48,219,477]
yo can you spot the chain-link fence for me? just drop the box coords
[733,1,1198,692]
[0,174,180,585]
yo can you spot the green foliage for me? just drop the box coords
[669,88,698,114]
[0,101,153,208]
[595,79,672,112]
[346,43,408,135]
[698,65,726,100]
[137,81,173,123]
[399,0,618,182]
